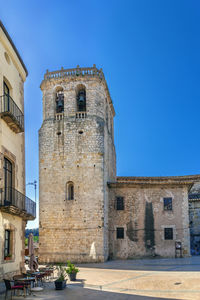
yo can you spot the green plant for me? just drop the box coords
[65,260,79,274]
[55,263,67,281]
[4,254,12,260]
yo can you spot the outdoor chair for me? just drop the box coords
[14,275,32,295]
[44,270,53,280]
[13,275,24,282]
[3,279,26,299]
[38,267,54,280]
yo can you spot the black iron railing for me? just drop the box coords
[0,187,36,218]
[0,95,24,131]
[25,196,36,218]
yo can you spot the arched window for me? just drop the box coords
[66,182,74,200]
[55,87,64,114]
[56,91,64,113]
[76,85,86,112]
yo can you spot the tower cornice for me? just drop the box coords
[40,65,115,116]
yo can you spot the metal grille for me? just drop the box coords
[0,95,24,130]
[0,187,36,218]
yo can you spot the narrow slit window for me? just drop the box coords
[66,182,74,200]
[69,184,74,200]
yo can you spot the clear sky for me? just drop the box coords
[1,0,200,228]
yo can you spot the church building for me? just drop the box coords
[39,65,200,263]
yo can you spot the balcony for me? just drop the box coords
[0,95,24,133]
[0,187,36,220]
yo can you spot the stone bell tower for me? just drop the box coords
[39,65,116,263]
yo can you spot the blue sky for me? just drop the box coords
[1,1,200,228]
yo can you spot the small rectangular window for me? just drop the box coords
[163,197,172,211]
[4,230,11,258]
[164,228,173,240]
[116,197,124,210]
[116,227,124,239]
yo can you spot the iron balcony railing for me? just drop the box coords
[0,95,24,132]
[0,187,36,218]
[25,196,36,217]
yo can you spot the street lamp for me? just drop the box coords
[26,180,37,202]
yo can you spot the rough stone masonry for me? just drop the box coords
[39,65,200,263]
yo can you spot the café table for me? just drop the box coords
[29,272,46,286]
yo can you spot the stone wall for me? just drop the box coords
[109,183,190,259]
[39,66,198,262]
[39,70,116,263]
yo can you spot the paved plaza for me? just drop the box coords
[1,256,200,299]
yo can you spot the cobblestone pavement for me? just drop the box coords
[1,256,200,299]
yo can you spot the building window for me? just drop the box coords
[116,197,124,210]
[3,81,10,112]
[116,227,124,239]
[4,157,13,204]
[164,228,173,240]
[66,182,74,200]
[163,198,172,211]
[56,91,64,113]
[4,230,11,258]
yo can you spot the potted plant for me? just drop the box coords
[66,260,79,281]
[4,254,12,261]
[54,263,67,290]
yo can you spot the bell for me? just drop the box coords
[78,94,85,104]
[57,98,63,108]
[57,93,64,107]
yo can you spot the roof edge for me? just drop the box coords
[108,174,200,188]
[116,174,200,182]
[0,20,28,76]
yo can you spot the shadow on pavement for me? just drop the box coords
[77,256,200,272]
[0,285,178,300]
